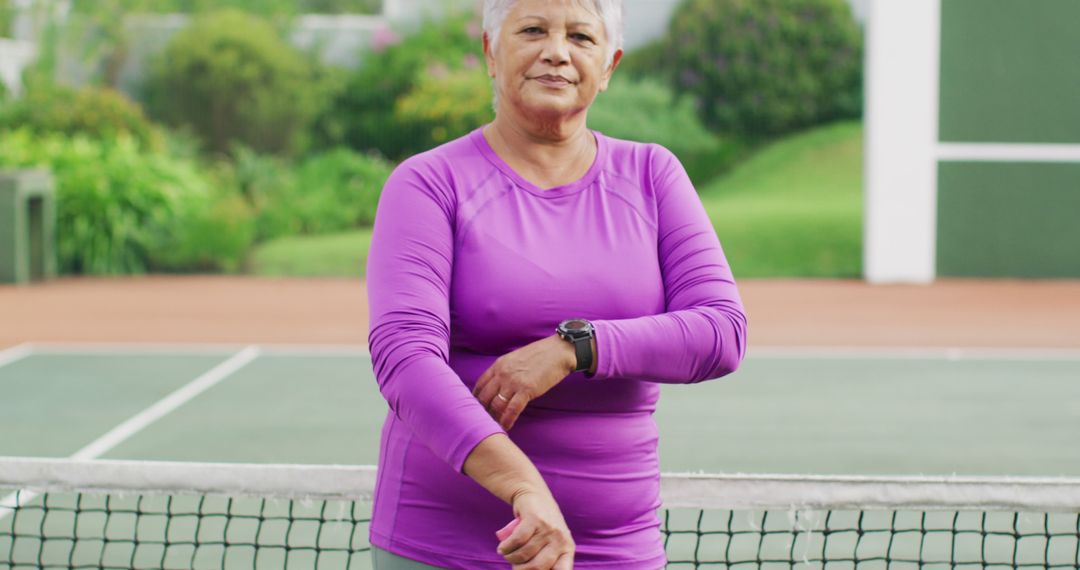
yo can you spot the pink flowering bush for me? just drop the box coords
[665,0,863,137]
[313,11,486,160]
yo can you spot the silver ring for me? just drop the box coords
[496,393,510,402]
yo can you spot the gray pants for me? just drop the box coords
[370,546,450,569]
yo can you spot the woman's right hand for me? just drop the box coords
[497,489,575,569]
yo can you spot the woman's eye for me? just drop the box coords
[572,34,594,43]
[522,27,543,34]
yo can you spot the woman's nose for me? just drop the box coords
[540,33,572,65]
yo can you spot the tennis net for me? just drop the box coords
[2,457,1079,569]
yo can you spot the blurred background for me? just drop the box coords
[0,0,871,281]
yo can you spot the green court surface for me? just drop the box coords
[2,346,1079,476]
[2,345,1080,569]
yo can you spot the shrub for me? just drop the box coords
[666,0,863,137]
[589,75,738,182]
[0,0,12,38]
[317,10,485,160]
[70,0,382,16]
[0,128,253,274]
[149,184,256,273]
[228,146,392,241]
[224,147,298,241]
[0,85,164,150]
[145,9,330,157]
[393,63,493,148]
[266,149,390,239]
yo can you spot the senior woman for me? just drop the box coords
[366,0,747,568]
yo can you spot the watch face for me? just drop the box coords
[564,319,589,331]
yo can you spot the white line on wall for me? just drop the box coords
[938,143,1080,163]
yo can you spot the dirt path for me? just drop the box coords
[2,276,1079,350]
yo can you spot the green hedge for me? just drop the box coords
[0,129,254,274]
[70,0,382,16]
[0,85,163,150]
[666,0,863,137]
[145,9,331,157]
[393,64,493,148]
[227,146,392,242]
[588,75,743,183]
[317,11,484,160]
[0,0,13,38]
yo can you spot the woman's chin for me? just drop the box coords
[515,96,587,123]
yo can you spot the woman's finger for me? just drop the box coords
[510,543,559,570]
[500,531,545,565]
[480,384,509,413]
[498,392,528,431]
[472,365,494,398]
[551,551,574,570]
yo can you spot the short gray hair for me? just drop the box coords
[482,0,624,71]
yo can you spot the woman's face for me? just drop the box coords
[484,0,621,122]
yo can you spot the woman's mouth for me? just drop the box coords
[534,75,572,88]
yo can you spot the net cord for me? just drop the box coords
[3,457,1080,511]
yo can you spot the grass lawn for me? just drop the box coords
[700,121,863,278]
[247,229,373,277]
[246,121,863,279]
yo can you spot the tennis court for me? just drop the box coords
[3,343,1079,568]
[3,344,1080,475]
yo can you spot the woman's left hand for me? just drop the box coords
[473,334,576,431]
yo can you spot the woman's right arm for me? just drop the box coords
[464,435,575,569]
[368,159,572,569]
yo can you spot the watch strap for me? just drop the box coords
[571,336,592,372]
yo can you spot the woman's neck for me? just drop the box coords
[483,114,596,188]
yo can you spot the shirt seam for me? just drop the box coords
[598,169,659,232]
[456,175,513,246]
[386,414,412,543]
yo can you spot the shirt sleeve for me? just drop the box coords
[589,145,748,383]
[366,158,505,473]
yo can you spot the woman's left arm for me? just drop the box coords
[589,145,748,383]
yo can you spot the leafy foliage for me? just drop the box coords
[0,84,164,150]
[393,62,493,148]
[69,0,382,17]
[227,146,392,241]
[0,0,13,38]
[316,11,485,160]
[588,75,741,182]
[145,9,331,157]
[0,128,254,274]
[665,0,863,137]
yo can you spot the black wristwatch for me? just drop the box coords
[556,318,595,373]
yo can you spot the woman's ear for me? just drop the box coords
[599,49,624,92]
[483,32,497,78]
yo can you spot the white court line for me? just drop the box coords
[24,342,370,357]
[0,343,33,369]
[1,345,261,518]
[22,342,1080,361]
[748,346,1080,361]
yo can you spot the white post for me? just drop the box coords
[863,0,941,284]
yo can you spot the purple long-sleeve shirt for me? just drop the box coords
[366,126,747,569]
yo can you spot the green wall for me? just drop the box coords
[937,162,1080,278]
[939,0,1080,144]
[936,0,1080,278]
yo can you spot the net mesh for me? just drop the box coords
[661,508,1080,569]
[3,458,1080,569]
[2,490,369,569]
